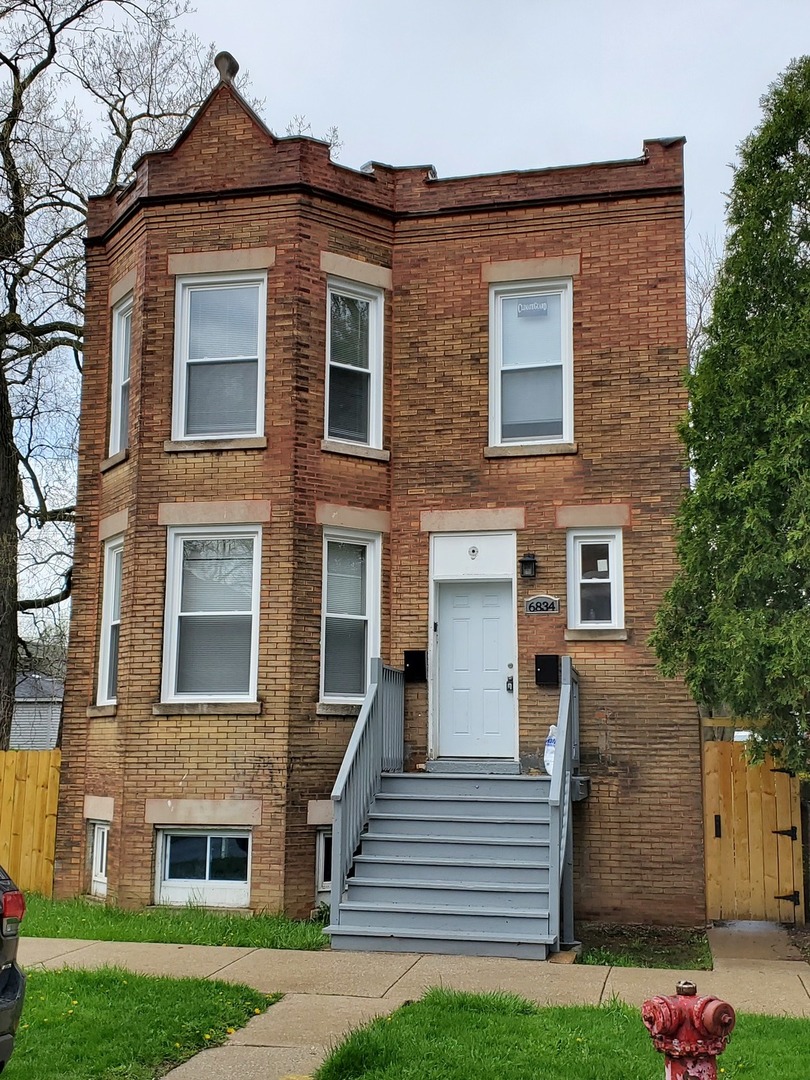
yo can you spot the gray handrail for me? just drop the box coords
[329,659,404,925]
[548,656,579,949]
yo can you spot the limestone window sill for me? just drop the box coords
[152,701,262,715]
[564,628,628,641]
[100,449,129,473]
[484,442,578,459]
[320,439,390,462]
[316,702,362,718]
[163,437,267,453]
[86,704,117,718]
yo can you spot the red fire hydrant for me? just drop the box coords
[641,980,736,1080]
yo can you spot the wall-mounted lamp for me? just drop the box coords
[519,552,537,579]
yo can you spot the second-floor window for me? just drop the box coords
[326,280,383,447]
[489,279,573,446]
[173,273,266,441]
[109,297,132,456]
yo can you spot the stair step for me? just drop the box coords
[346,878,549,908]
[337,901,550,934]
[374,793,550,821]
[328,925,553,960]
[359,834,549,862]
[352,854,551,885]
[366,812,549,840]
[380,774,550,799]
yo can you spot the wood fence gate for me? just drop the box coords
[0,750,61,895]
[703,740,805,923]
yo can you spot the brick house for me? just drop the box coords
[56,64,704,955]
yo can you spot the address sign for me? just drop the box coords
[524,594,560,615]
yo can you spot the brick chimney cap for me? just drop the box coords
[214,51,240,85]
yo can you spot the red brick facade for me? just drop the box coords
[56,82,704,924]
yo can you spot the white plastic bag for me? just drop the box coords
[543,724,557,775]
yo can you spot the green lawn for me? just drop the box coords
[315,988,810,1080]
[10,967,275,1080]
[22,894,328,950]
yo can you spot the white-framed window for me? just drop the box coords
[109,296,133,456]
[97,536,124,705]
[172,272,266,441]
[161,526,261,702]
[90,821,109,898]
[325,279,383,448]
[155,829,251,907]
[315,827,332,897]
[566,529,624,630]
[489,279,573,446]
[320,529,381,702]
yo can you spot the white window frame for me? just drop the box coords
[566,528,625,630]
[172,271,267,442]
[324,278,384,449]
[155,829,251,908]
[315,826,332,897]
[161,525,261,703]
[90,821,109,898]
[488,278,574,447]
[109,296,133,456]
[320,528,381,704]
[97,536,124,705]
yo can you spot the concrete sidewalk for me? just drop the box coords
[19,932,810,1080]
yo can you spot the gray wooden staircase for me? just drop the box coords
[329,772,554,958]
[327,657,584,960]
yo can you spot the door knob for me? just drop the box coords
[506,676,514,693]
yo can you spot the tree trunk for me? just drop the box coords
[0,365,17,748]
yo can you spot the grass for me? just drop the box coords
[315,988,810,1080]
[576,922,712,969]
[10,966,276,1080]
[22,894,329,951]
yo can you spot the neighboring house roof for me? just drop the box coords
[14,675,64,702]
[12,675,63,750]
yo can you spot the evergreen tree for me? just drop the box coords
[653,56,810,772]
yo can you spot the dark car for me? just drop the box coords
[0,868,25,1071]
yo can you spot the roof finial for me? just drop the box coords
[214,52,239,86]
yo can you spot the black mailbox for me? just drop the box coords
[535,654,560,688]
[403,650,427,683]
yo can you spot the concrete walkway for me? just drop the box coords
[19,927,810,1080]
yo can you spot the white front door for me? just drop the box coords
[437,580,516,758]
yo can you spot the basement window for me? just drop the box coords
[89,821,109,899]
[315,827,332,900]
[155,830,251,907]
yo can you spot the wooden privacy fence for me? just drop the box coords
[0,750,61,895]
[703,740,805,924]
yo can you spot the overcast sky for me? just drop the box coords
[190,0,803,252]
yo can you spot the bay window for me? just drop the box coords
[162,527,261,701]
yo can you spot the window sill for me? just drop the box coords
[321,439,390,463]
[163,437,267,453]
[316,702,362,718]
[564,628,628,641]
[87,704,117,718]
[484,442,578,459]
[100,449,129,473]
[152,701,263,715]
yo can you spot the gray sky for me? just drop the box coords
[191,0,806,251]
